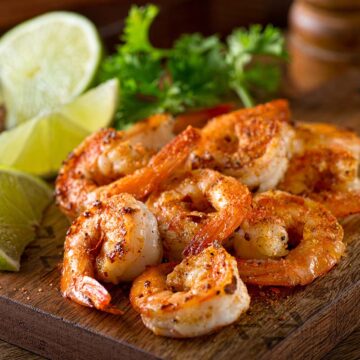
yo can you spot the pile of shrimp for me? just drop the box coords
[55,100,358,338]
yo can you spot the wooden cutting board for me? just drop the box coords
[0,71,360,360]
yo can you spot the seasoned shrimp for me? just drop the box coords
[56,113,174,217]
[147,169,251,261]
[236,191,345,286]
[56,125,200,217]
[61,193,162,312]
[189,100,295,191]
[56,102,233,218]
[279,122,360,217]
[279,122,360,195]
[310,190,360,219]
[290,122,360,157]
[130,244,250,338]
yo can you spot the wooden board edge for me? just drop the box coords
[0,296,158,360]
[267,278,360,360]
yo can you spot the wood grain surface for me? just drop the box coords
[1,328,358,360]
[0,72,360,360]
[0,340,43,360]
[323,327,360,360]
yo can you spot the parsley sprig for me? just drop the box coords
[97,4,287,129]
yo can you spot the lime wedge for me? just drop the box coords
[0,167,52,271]
[0,79,118,176]
[0,11,102,128]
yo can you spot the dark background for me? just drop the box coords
[0,0,293,49]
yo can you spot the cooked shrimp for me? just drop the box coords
[61,193,162,313]
[279,122,360,217]
[236,191,345,286]
[56,124,200,217]
[146,169,251,261]
[310,190,360,219]
[87,126,201,205]
[232,222,289,260]
[279,147,359,195]
[291,122,360,157]
[279,122,360,195]
[56,102,233,218]
[130,244,250,338]
[56,113,174,217]
[189,100,295,191]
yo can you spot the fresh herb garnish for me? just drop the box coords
[226,25,287,107]
[97,4,287,129]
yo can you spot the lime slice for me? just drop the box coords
[0,11,102,128]
[0,79,118,176]
[0,167,52,271]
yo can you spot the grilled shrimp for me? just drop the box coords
[55,101,234,218]
[280,122,360,194]
[279,122,360,217]
[189,100,295,191]
[147,169,251,261]
[310,190,360,219]
[56,124,200,217]
[236,191,345,286]
[56,114,174,217]
[61,194,162,313]
[130,244,250,338]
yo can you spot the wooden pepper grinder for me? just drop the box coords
[288,0,360,91]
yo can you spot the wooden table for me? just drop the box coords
[1,327,359,359]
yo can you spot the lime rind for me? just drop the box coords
[0,166,52,221]
[0,167,53,271]
[0,165,53,195]
[0,248,19,271]
[0,225,35,261]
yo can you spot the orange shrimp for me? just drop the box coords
[56,125,200,217]
[189,100,294,191]
[146,169,251,261]
[310,190,360,219]
[130,244,250,337]
[61,194,162,313]
[236,191,345,286]
[87,126,201,205]
[279,122,360,217]
[56,113,174,217]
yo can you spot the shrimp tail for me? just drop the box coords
[80,276,124,314]
[311,191,360,218]
[236,253,344,286]
[94,126,201,201]
[237,259,308,286]
[63,275,124,314]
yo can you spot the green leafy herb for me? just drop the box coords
[97,4,287,129]
[226,25,287,107]
[168,34,229,110]
[120,4,165,57]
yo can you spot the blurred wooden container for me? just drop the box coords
[304,0,360,10]
[288,0,360,91]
